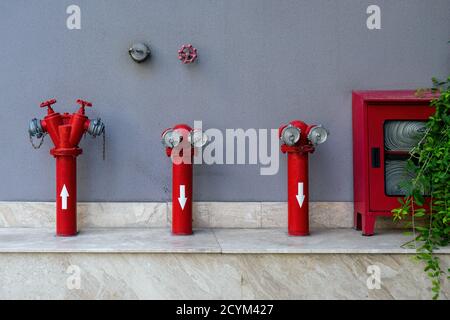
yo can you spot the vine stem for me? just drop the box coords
[428,191,433,243]
[409,127,431,156]
[411,197,418,250]
[400,238,417,249]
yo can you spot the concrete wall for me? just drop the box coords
[0,0,449,202]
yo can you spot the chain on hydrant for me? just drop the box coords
[279,120,329,236]
[162,124,207,235]
[28,98,105,236]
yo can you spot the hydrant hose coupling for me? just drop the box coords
[279,120,329,236]
[28,99,105,236]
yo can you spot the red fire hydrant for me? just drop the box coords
[161,124,207,235]
[28,99,105,236]
[279,120,329,236]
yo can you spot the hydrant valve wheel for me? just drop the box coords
[76,99,93,112]
[178,44,198,64]
[40,99,57,108]
[76,99,92,107]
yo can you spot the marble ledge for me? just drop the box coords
[0,201,405,230]
[0,227,449,255]
[0,201,355,229]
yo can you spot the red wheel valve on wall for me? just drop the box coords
[28,99,105,236]
[279,120,329,236]
[161,124,207,235]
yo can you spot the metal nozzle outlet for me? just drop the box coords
[29,118,44,138]
[88,118,105,137]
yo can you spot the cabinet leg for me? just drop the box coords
[362,215,376,236]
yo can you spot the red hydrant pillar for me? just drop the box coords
[28,99,105,237]
[287,152,309,236]
[172,160,193,235]
[280,120,329,236]
[51,125,82,236]
[162,124,207,236]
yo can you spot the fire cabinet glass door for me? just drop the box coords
[367,105,434,212]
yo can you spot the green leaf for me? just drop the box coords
[393,74,450,299]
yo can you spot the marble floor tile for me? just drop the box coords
[0,227,448,255]
[0,228,221,253]
[212,228,450,254]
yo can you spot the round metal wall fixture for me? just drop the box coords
[307,125,329,145]
[128,43,151,63]
[178,44,198,64]
[281,125,301,146]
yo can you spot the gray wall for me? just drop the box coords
[0,0,449,202]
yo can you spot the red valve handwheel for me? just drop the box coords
[178,44,198,64]
[76,99,93,108]
[40,99,57,108]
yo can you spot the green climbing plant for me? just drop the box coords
[392,76,450,300]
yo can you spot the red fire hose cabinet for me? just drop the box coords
[352,91,435,236]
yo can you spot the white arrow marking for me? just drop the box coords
[296,182,305,208]
[178,185,187,210]
[60,184,69,210]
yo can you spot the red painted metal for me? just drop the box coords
[178,44,198,64]
[172,159,193,235]
[35,99,98,236]
[352,90,436,236]
[279,120,318,236]
[287,152,309,235]
[53,125,81,236]
[164,124,194,235]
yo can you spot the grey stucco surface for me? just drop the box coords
[0,0,449,202]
